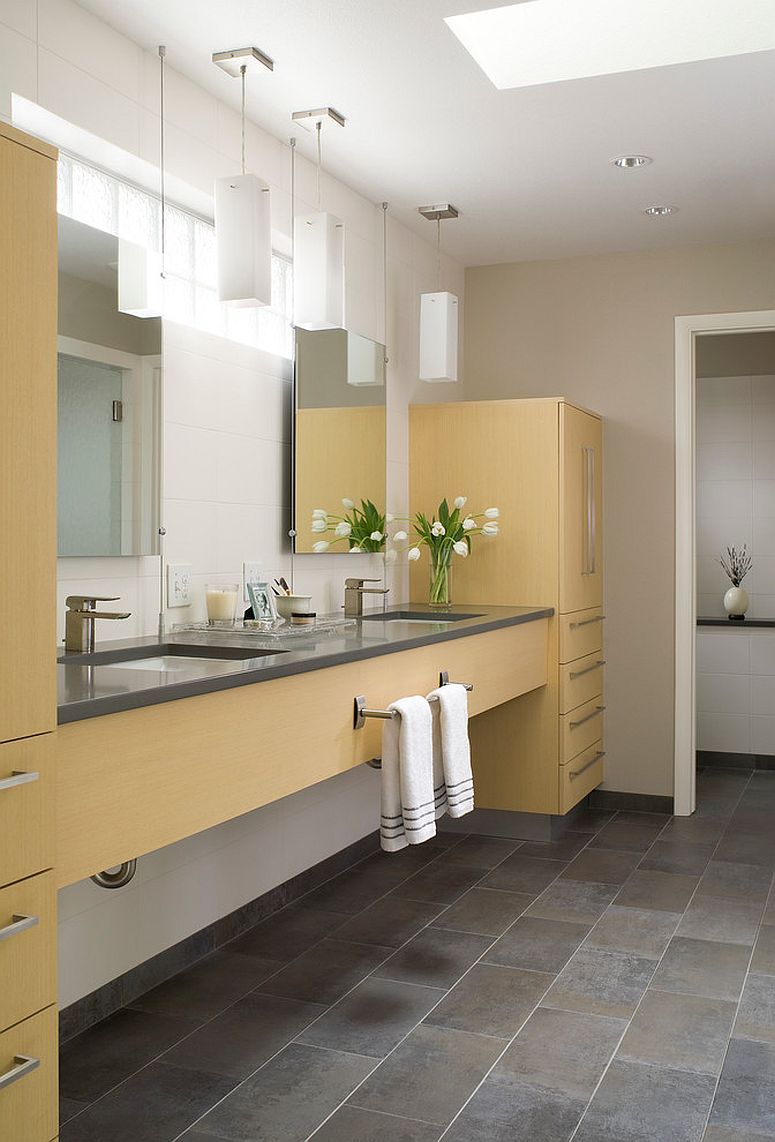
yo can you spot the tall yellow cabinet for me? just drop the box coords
[410,398,604,816]
[0,123,59,1141]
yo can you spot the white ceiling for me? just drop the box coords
[77,0,775,267]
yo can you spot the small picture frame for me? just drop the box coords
[247,581,278,623]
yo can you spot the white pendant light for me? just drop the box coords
[117,239,163,318]
[212,47,274,307]
[291,108,346,329]
[418,203,459,383]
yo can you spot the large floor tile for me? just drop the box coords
[614,870,699,913]
[480,854,567,894]
[195,1043,375,1141]
[588,819,666,854]
[525,879,618,925]
[490,1007,625,1100]
[60,1061,236,1142]
[349,1023,503,1127]
[129,951,281,1023]
[560,847,640,885]
[309,1105,442,1141]
[257,938,391,1005]
[301,863,415,914]
[677,895,763,946]
[517,834,591,861]
[59,1007,199,1103]
[391,861,485,904]
[695,860,773,904]
[374,926,492,988]
[752,923,775,974]
[659,816,728,846]
[709,1038,775,1136]
[638,840,716,876]
[585,906,680,960]
[617,989,736,1075]
[735,973,775,1044]
[298,977,445,1057]
[333,896,445,948]
[442,1078,585,1142]
[432,888,533,936]
[714,831,775,868]
[541,947,655,1019]
[484,916,591,973]
[567,808,616,834]
[59,1097,88,1127]
[650,936,751,1001]
[162,992,326,1078]
[424,963,552,1038]
[443,835,522,869]
[573,1060,716,1142]
[229,905,346,962]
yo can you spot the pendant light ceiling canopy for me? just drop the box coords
[418,203,459,383]
[212,45,273,307]
[292,105,346,330]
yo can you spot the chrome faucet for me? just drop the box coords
[344,578,389,618]
[64,595,131,653]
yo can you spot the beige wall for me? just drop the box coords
[464,240,775,797]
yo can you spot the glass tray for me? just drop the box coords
[172,618,356,639]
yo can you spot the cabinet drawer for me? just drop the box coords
[560,697,605,763]
[559,652,605,715]
[0,1005,57,1142]
[560,740,604,814]
[559,608,604,664]
[0,872,56,1032]
[0,736,54,889]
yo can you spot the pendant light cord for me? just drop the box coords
[240,64,247,175]
[436,217,441,292]
[382,202,389,366]
[316,120,322,212]
[158,45,166,278]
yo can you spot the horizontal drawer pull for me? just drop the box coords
[0,914,39,943]
[569,751,606,780]
[569,659,606,680]
[569,705,606,729]
[569,615,606,629]
[0,1054,39,1092]
[0,770,39,792]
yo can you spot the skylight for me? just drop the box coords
[445,0,775,90]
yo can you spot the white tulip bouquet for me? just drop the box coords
[311,498,388,554]
[390,496,500,607]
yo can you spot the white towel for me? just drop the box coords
[380,695,437,852]
[426,683,474,818]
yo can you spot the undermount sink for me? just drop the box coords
[360,610,484,624]
[57,642,287,668]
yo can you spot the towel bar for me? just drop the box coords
[354,678,475,730]
[439,671,474,690]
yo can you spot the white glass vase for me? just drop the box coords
[723,585,749,620]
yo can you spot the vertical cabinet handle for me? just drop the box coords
[582,445,596,576]
[0,1055,39,1092]
[0,771,39,792]
[0,914,39,942]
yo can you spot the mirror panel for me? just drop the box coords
[57,216,161,556]
[293,328,386,553]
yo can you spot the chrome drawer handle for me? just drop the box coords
[569,751,606,780]
[569,705,605,729]
[569,659,606,680]
[569,615,605,629]
[0,770,39,792]
[0,1055,39,1092]
[0,914,39,943]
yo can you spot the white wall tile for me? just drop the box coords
[696,480,752,520]
[754,481,775,518]
[38,0,142,102]
[751,715,775,755]
[696,375,752,404]
[754,442,775,480]
[164,424,218,502]
[753,405,775,442]
[696,672,750,715]
[752,375,775,405]
[753,518,775,557]
[696,442,752,481]
[747,594,775,619]
[696,630,750,675]
[38,48,140,155]
[696,515,753,559]
[696,403,752,444]
[0,0,35,37]
[697,592,725,618]
[746,556,775,594]
[752,674,775,715]
[697,712,751,752]
[0,22,36,119]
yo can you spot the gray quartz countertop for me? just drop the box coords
[57,603,553,724]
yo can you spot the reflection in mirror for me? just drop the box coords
[293,328,386,553]
[57,216,162,556]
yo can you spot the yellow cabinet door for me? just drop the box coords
[0,1005,57,1142]
[559,404,603,614]
[0,735,54,888]
[0,872,56,1032]
[0,126,58,743]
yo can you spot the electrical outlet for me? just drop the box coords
[167,563,192,607]
[243,561,263,603]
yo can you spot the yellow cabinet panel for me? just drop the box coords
[0,1005,57,1142]
[559,608,605,664]
[0,736,54,889]
[559,651,606,715]
[559,740,605,814]
[0,872,56,1032]
[559,404,603,615]
[560,697,605,763]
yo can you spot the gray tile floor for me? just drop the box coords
[59,768,775,1141]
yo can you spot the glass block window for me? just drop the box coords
[57,153,293,358]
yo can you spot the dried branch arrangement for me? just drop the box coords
[718,544,753,587]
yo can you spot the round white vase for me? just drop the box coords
[724,585,749,620]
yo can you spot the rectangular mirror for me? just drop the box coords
[57,216,162,556]
[293,328,386,553]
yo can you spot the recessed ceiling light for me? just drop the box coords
[644,205,678,217]
[445,1,775,90]
[612,155,652,169]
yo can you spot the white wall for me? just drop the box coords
[697,628,775,757]
[0,0,464,1004]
